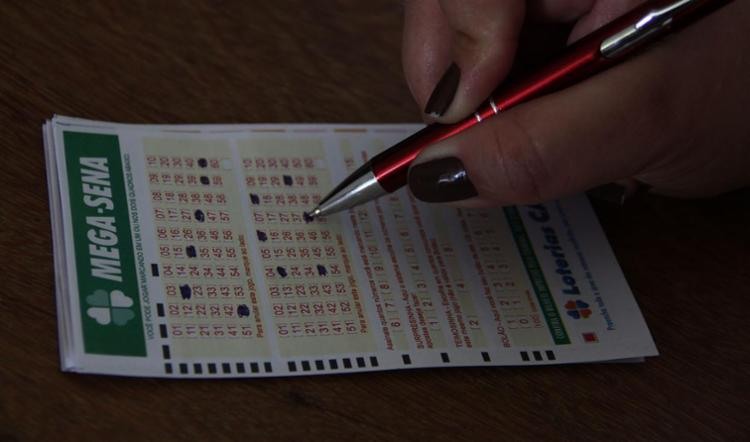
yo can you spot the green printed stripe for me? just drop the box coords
[504,206,570,345]
[64,131,146,356]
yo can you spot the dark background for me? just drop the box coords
[1,1,748,440]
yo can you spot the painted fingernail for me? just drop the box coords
[424,62,460,117]
[588,183,628,206]
[588,181,652,206]
[408,157,478,202]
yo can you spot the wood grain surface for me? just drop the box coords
[0,1,748,440]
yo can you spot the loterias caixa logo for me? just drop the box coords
[64,131,147,356]
[565,300,592,319]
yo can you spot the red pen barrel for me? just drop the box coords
[372,0,732,194]
[372,33,607,193]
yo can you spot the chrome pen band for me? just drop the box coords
[474,98,501,123]
[489,98,499,114]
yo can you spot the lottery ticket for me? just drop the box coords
[43,115,657,377]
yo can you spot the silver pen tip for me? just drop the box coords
[303,208,322,223]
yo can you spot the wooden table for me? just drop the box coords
[1,1,747,439]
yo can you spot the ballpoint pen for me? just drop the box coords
[306,0,732,221]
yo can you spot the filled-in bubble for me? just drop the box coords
[179,284,192,300]
[237,304,250,317]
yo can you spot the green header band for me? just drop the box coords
[64,131,146,356]
[504,206,570,345]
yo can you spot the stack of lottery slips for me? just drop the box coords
[43,115,657,378]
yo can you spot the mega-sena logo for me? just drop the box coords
[86,289,135,326]
[565,300,592,319]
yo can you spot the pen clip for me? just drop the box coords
[600,0,696,58]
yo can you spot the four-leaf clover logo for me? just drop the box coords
[86,289,135,326]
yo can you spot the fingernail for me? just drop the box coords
[424,62,460,117]
[588,181,652,206]
[408,157,478,202]
[587,183,628,206]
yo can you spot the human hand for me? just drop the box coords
[403,0,750,205]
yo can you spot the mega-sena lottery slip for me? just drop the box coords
[43,116,657,377]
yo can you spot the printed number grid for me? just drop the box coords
[145,141,266,359]
[239,139,375,356]
[458,209,552,347]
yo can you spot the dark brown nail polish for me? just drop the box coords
[408,157,478,203]
[587,183,628,206]
[424,63,460,117]
[587,181,653,206]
